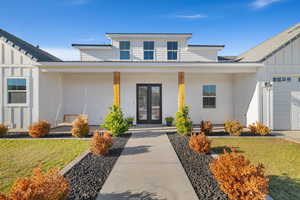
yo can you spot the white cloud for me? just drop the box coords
[175,14,207,19]
[251,0,283,9]
[42,47,80,61]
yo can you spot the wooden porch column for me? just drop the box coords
[113,72,120,106]
[178,72,185,111]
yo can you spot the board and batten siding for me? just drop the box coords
[257,36,300,130]
[0,39,37,129]
[79,39,219,62]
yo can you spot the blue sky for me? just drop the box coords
[0,0,299,60]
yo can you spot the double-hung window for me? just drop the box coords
[203,85,216,109]
[144,41,154,60]
[119,41,130,60]
[167,41,178,60]
[7,78,27,104]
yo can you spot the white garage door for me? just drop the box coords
[273,76,300,130]
[291,91,300,130]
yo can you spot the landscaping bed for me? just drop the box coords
[211,138,300,200]
[0,139,89,194]
[167,132,228,200]
[65,133,131,200]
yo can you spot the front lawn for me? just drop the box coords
[0,139,89,194]
[211,138,300,200]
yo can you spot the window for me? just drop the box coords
[273,77,292,83]
[119,41,130,60]
[203,85,216,108]
[7,78,27,104]
[144,41,154,60]
[167,41,178,60]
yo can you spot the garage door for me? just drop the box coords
[273,76,300,130]
[291,91,300,130]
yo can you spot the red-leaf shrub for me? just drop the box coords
[0,166,69,200]
[209,150,269,200]
[28,121,51,138]
[248,122,271,136]
[71,115,89,137]
[224,120,243,136]
[189,132,211,154]
[0,124,8,137]
[90,131,113,155]
[200,120,213,135]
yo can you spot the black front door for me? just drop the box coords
[137,84,162,124]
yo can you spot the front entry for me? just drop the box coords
[137,84,162,124]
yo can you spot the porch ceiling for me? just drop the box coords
[37,61,264,73]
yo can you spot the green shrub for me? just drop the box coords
[165,116,174,126]
[175,105,192,135]
[126,116,134,126]
[101,105,129,137]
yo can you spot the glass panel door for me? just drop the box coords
[138,86,148,120]
[151,86,161,120]
[137,84,162,124]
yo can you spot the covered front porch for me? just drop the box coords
[37,61,263,126]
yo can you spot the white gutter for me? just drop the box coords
[36,61,264,73]
[38,61,264,68]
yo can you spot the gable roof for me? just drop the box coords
[0,29,61,62]
[237,22,300,62]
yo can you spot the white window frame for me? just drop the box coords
[5,77,29,107]
[143,41,155,60]
[119,41,131,60]
[202,84,216,109]
[167,41,178,61]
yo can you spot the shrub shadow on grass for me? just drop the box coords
[211,146,244,154]
[269,174,300,200]
[98,190,167,200]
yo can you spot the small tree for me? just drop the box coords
[175,105,192,135]
[102,105,129,137]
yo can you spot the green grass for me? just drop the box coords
[211,138,300,200]
[0,139,89,194]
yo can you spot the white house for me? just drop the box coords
[1,23,300,130]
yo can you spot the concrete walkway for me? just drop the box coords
[97,132,198,200]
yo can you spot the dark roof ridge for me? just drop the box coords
[0,29,61,62]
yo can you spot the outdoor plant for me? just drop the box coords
[224,120,243,136]
[0,166,69,200]
[165,116,174,126]
[210,150,269,200]
[102,105,129,137]
[28,120,51,138]
[189,132,211,154]
[90,131,113,155]
[175,105,192,135]
[200,120,213,135]
[248,122,271,136]
[71,115,90,137]
[126,116,134,126]
[0,124,8,137]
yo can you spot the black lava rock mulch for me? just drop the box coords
[65,134,131,200]
[167,132,228,200]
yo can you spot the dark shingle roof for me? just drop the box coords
[0,29,61,62]
[72,44,112,47]
[218,56,238,62]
